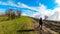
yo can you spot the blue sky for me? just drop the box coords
[0,0,60,20]
[0,0,55,13]
[0,0,38,16]
[39,0,57,9]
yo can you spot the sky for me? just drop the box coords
[0,0,60,21]
[39,0,60,21]
[0,0,38,16]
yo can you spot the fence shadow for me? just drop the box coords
[17,29,35,32]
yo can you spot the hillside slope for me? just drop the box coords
[0,16,60,34]
[0,16,37,34]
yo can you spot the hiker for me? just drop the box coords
[39,17,44,30]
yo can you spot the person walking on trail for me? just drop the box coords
[39,17,44,30]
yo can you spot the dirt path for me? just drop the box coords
[32,19,58,34]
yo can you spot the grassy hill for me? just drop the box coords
[0,16,60,34]
[0,16,36,34]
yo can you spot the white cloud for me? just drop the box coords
[17,2,39,11]
[38,4,53,16]
[53,7,60,13]
[44,0,60,21]
[55,0,60,6]
[31,3,54,19]
[0,1,17,7]
[48,7,60,21]
[31,3,60,21]
[0,1,7,5]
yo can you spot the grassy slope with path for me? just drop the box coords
[0,16,59,34]
[0,16,36,34]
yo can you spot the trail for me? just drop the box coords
[32,19,59,34]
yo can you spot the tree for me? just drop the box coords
[5,9,15,19]
[5,9,21,19]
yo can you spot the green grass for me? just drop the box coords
[0,16,35,34]
[0,16,8,22]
